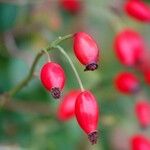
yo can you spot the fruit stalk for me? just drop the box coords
[55,45,84,91]
[7,34,73,97]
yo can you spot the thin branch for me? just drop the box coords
[55,45,84,92]
[7,34,73,97]
[42,49,51,62]
[46,34,73,50]
[8,50,44,97]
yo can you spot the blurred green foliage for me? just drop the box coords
[0,3,19,32]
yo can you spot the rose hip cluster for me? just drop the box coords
[40,32,99,144]
[114,28,150,89]
[114,28,150,135]
[112,1,150,147]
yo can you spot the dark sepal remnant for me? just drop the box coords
[88,130,98,145]
[84,63,98,71]
[51,87,61,99]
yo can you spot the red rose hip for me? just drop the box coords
[144,70,150,85]
[75,90,99,144]
[114,29,144,67]
[131,135,150,150]
[135,100,150,128]
[73,32,99,71]
[115,72,140,94]
[135,50,150,72]
[124,1,150,22]
[40,62,65,99]
[57,90,81,121]
[59,0,81,14]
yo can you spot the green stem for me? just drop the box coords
[8,34,73,97]
[47,34,73,50]
[42,49,51,62]
[8,51,44,96]
[55,45,84,92]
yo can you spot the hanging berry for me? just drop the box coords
[59,0,82,14]
[57,90,81,121]
[114,72,140,94]
[114,29,144,67]
[131,135,150,150]
[135,100,150,128]
[144,70,150,85]
[40,62,65,99]
[124,1,150,22]
[75,90,99,144]
[135,50,150,72]
[73,32,99,71]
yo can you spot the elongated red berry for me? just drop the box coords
[75,90,99,144]
[59,0,82,14]
[134,48,150,85]
[135,100,150,128]
[124,1,150,22]
[114,29,144,67]
[57,90,81,121]
[135,50,150,72]
[114,72,140,94]
[144,70,150,85]
[73,32,99,71]
[40,62,65,99]
[131,135,150,150]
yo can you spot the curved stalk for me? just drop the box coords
[42,49,51,62]
[8,34,73,97]
[8,51,44,96]
[55,45,84,92]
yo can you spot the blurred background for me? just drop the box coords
[0,0,150,149]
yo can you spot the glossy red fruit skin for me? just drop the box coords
[131,135,150,150]
[124,1,150,22]
[114,29,144,67]
[73,32,99,71]
[60,0,81,14]
[75,91,99,144]
[135,100,150,128]
[135,50,150,72]
[137,50,150,82]
[57,90,81,121]
[115,72,140,94]
[40,62,65,98]
[144,70,150,85]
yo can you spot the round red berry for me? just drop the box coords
[57,90,81,121]
[114,29,144,67]
[40,62,66,99]
[124,1,150,22]
[75,90,99,144]
[135,100,150,128]
[73,32,99,71]
[114,72,140,94]
[59,0,82,14]
[131,135,150,150]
